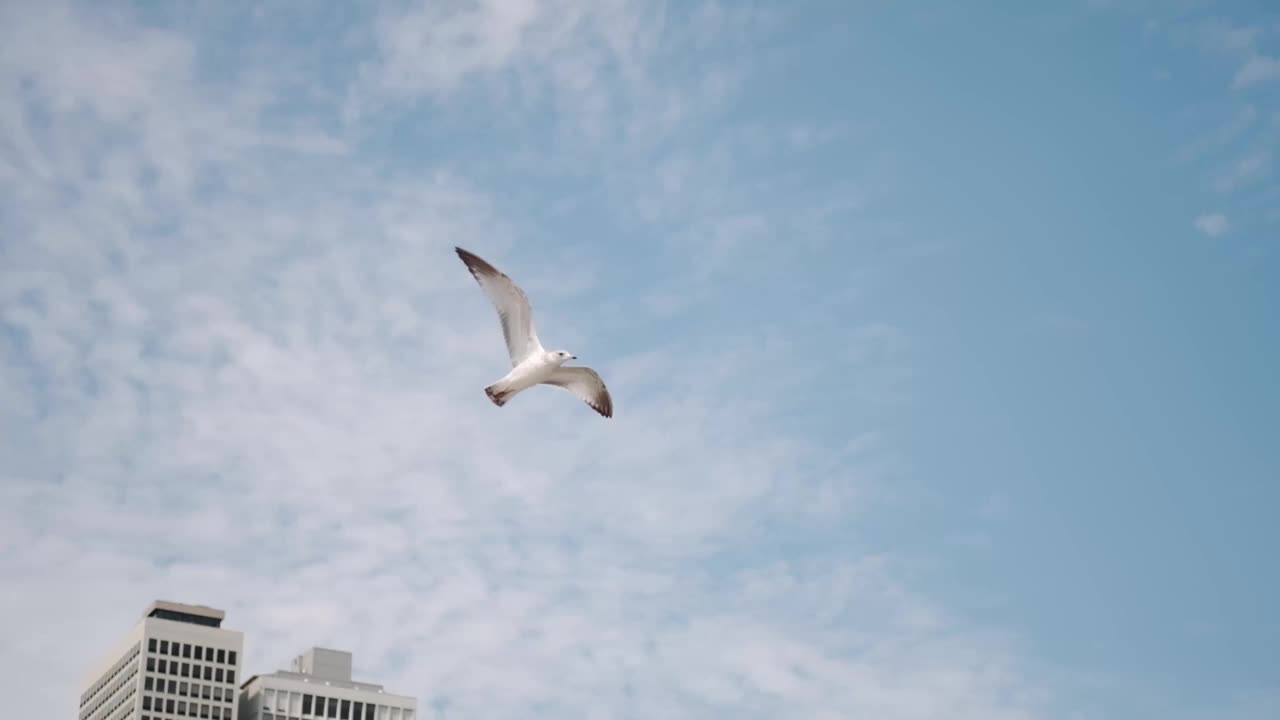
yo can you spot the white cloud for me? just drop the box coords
[1194,212,1231,237]
[1212,149,1271,193]
[1233,55,1280,89]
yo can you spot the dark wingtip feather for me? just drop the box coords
[593,392,614,419]
[454,246,503,281]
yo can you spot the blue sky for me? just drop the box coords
[2,1,1277,718]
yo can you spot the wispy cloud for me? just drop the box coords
[1233,55,1280,89]
[1212,149,1272,192]
[1132,10,1280,234]
[1194,211,1231,237]
[0,1,1057,718]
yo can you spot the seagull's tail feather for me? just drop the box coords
[485,383,513,407]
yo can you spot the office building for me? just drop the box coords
[79,600,244,720]
[239,647,416,720]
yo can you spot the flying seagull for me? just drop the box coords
[455,246,613,418]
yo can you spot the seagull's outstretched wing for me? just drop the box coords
[542,366,613,419]
[455,247,544,365]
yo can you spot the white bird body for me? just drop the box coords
[455,247,614,418]
[484,351,566,405]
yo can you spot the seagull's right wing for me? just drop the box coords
[542,366,613,419]
[455,247,544,365]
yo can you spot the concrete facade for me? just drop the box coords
[79,601,245,720]
[238,648,416,720]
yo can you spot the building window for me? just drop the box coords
[204,666,213,681]
[194,646,203,661]
[366,703,376,720]
[169,680,178,694]
[202,685,211,699]
[160,640,169,655]
[166,699,176,714]
[228,650,237,666]
[183,643,191,658]
[147,658,155,672]
[354,701,364,719]
[149,639,157,652]
[303,695,313,715]
[226,670,235,684]
[341,699,351,719]
[145,677,154,691]
[178,700,188,715]
[329,696,339,718]
[216,649,226,664]
[143,696,152,711]
[159,659,168,674]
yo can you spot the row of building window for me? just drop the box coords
[92,683,136,720]
[144,676,234,702]
[148,638,237,666]
[81,643,141,708]
[257,691,412,720]
[146,657,236,684]
[259,709,412,720]
[142,695,230,719]
[82,660,139,720]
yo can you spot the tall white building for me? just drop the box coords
[79,600,245,720]
[239,647,416,720]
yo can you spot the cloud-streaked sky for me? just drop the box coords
[2,1,1278,718]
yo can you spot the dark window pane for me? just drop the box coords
[341,699,350,719]
[328,697,338,718]
[228,650,237,666]
[166,699,175,713]
[367,704,376,720]
[160,641,169,654]
[147,658,155,672]
[226,670,235,684]
[354,702,363,719]
[143,696,152,711]
[169,680,177,694]
[303,695,313,714]
[159,659,167,674]
[145,677,154,691]
[216,649,226,664]
[183,662,191,677]
[215,668,223,683]
[149,639,157,652]
[184,643,192,658]
[205,666,213,681]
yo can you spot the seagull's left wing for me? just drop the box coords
[455,247,544,365]
[542,366,613,419]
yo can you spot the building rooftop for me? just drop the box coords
[239,647,414,702]
[143,600,227,628]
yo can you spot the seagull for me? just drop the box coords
[454,246,613,419]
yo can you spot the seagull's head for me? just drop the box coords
[549,349,576,364]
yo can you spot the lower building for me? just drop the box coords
[238,647,416,720]
[79,600,244,720]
